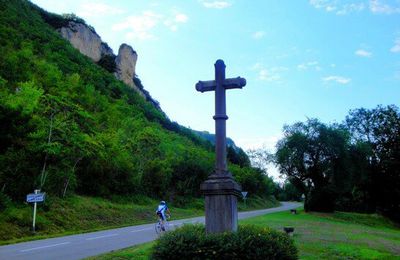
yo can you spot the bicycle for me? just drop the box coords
[155,214,170,235]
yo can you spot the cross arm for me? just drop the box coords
[223,77,246,90]
[196,80,216,93]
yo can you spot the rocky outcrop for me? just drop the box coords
[114,44,139,91]
[59,21,113,62]
[58,21,161,110]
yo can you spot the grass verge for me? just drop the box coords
[86,242,155,260]
[91,209,400,260]
[0,195,278,245]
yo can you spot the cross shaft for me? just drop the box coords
[196,60,246,176]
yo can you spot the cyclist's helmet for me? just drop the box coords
[160,201,166,205]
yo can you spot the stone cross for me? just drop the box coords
[196,60,246,176]
[196,59,246,233]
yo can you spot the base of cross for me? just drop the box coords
[201,172,242,234]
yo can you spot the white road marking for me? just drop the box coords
[20,242,70,252]
[130,228,152,233]
[86,234,118,240]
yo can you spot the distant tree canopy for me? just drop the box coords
[274,181,303,202]
[274,105,400,222]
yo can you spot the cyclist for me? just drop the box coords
[156,200,170,231]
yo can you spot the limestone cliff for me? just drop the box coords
[58,21,160,110]
[59,21,113,62]
[114,44,139,92]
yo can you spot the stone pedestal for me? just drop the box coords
[201,175,241,233]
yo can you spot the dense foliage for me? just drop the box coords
[274,182,303,202]
[275,105,400,221]
[0,0,275,206]
[151,224,298,260]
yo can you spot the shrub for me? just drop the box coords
[151,224,298,260]
[97,54,116,73]
[0,191,11,211]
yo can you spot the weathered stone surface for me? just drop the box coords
[59,21,113,62]
[201,176,241,233]
[196,60,245,233]
[114,44,139,91]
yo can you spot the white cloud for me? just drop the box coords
[370,0,400,14]
[253,64,288,82]
[326,5,337,12]
[164,12,189,31]
[390,37,400,53]
[297,61,321,71]
[113,10,188,40]
[309,0,330,9]
[77,2,125,17]
[259,69,281,81]
[175,13,188,23]
[252,31,265,39]
[297,64,307,70]
[112,11,161,40]
[355,49,372,57]
[309,0,400,15]
[251,63,263,71]
[336,3,365,15]
[322,75,351,84]
[309,0,364,15]
[201,1,232,9]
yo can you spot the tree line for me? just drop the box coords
[272,105,399,222]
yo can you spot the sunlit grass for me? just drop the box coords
[241,209,400,259]
[91,208,400,260]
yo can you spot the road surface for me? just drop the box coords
[0,202,301,260]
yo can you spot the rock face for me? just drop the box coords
[114,44,139,93]
[59,21,161,110]
[59,21,113,62]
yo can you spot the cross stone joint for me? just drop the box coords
[196,80,216,93]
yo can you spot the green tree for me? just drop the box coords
[275,119,351,212]
[346,105,400,221]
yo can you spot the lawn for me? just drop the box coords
[241,209,400,259]
[90,208,400,260]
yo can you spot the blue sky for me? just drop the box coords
[31,0,400,179]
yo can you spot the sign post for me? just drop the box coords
[241,191,248,207]
[32,189,39,232]
[26,189,46,232]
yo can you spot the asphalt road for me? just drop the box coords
[0,202,301,260]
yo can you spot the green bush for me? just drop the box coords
[97,54,116,73]
[0,191,11,211]
[151,224,298,260]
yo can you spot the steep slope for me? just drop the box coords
[0,0,213,201]
[0,0,272,209]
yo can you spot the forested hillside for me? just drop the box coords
[0,0,273,208]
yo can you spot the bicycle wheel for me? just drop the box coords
[163,221,170,232]
[155,221,162,234]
